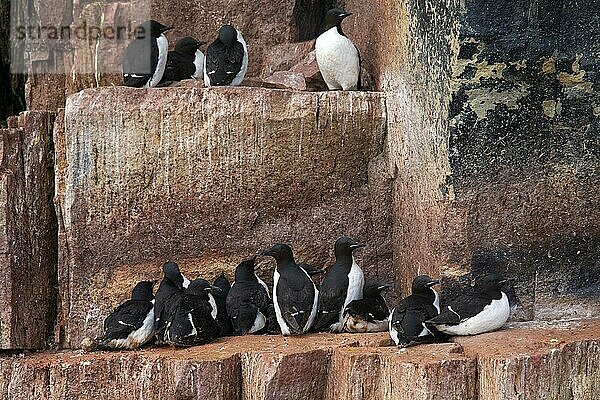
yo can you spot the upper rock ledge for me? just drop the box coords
[1,319,598,399]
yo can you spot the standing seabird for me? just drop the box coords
[262,244,319,335]
[123,20,173,88]
[315,8,361,90]
[389,275,441,347]
[314,237,366,332]
[203,24,248,86]
[226,257,272,335]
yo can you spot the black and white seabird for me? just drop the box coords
[99,280,156,349]
[163,36,206,82]
[213,273,233,335]
[314,237,366,332]
[163,278,222,346]
[154,261,188,342]
[315,8,361,90]
[226,257,272,335]
[389,275,441,347]
[262,244,319,335]
[426,274,510,336]
[343,282,391,333]
[123,20,173,88]
[203,24,248,86]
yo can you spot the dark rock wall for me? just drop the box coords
[446,0,600,319]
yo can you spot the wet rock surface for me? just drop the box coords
[1,320,598,399]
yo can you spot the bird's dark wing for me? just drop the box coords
[166,294,220,346]
[204,40,244,86]
[226,282,271,335]
[426,294,491,325]
[123,38,158,87]
[355,44,362,90]
[153,279,182,336]
[276,269,316,334]
[167,51,196,81]
[102,299,153,340]
[314,270,349,331]
[345,298,389,322]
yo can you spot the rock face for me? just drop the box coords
[55,86,393,348]
[343,0,600,318]
[1,320,599,399]
[0,111,58,349]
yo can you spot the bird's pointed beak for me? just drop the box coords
[378,283,393,290]
[341,12,353,18]
[161,26,174,33]
[207,284,223,293]
[350,242,366,249]
[428,279,440,286]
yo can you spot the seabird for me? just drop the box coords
[203,24,248,86]
[343,282,392,333]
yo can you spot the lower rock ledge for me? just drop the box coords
[0,320,598,400]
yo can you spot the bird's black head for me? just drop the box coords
[213,273,231,298]
[477,273,508,295]
[130,280,155,301]
[411,275,439,294]
[162,261,184,290]
[135,20,173,39]
[334,236,366,257]
[234,257,257,281]
[187,278,221,297]
[261,243,295,264]
[175,36,205,54]
[363,282,392,298]
[324,8,353,30]
[218,25,238,47]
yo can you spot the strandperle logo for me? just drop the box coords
[9,0,151,75]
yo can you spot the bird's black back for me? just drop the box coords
[102,298,153,341]
[123,37,159,87]
[391,291,439,345]
[166,50,196,81]
[204,39,244,86]
[314,258,352,331]
[213,274,233,335]
[226,280,271,335]
[276,264,316,334]
[164,291,220,346]
[153,278,183,339]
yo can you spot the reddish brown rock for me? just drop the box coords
[0,111,58,349]
[289,51,327,91]
[55,86,392,348]
[264,71,307,91]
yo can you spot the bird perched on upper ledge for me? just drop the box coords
[315,8,361,90]
[262,243,319,335]
[162,36,207,82]
[426,273,510,336]
[314,237,366,332]
[204,24,248,86]
[389,275,442,347]
[93,280,156,350]
[123,20,173,88]
[343,282,392,333]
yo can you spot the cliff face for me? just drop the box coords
[54,86,393,347]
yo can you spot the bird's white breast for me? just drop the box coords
[231,30,248,86]
[272,269,290,335]
[315,27,360,90]
[146,34,168,88]
[193,50,204,79]
[388,309,400,345]
[436,293,510,336]
[208,293,218,319]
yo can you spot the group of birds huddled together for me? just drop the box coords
[86,237,512,351]
[122,8,361,90]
